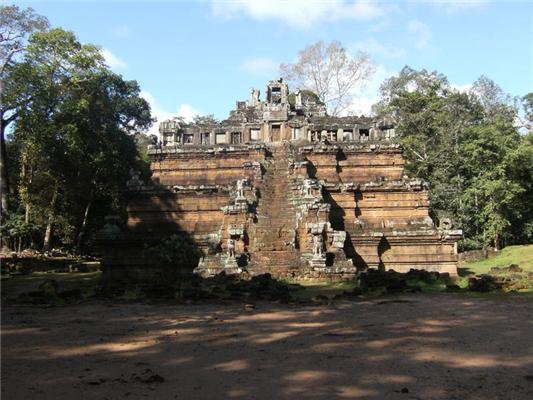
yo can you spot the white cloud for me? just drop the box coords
[111,24,132,38]
[346,64,396,116]
[101,48,126,69]
[177,104,202,123]
[240,57,279,76]
[211,0,389,28]
[140,91,202,137]
[407,20,431,50]
[351,38,406,59]
[431,0,489,14]
[451,82,473,93]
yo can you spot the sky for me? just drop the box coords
[11,0,533,135]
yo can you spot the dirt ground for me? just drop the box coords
[2,294,533,400]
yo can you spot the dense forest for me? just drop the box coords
[0,6,153,253]
[0,6,531,254]
[375,68,532,251]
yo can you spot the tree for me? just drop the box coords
[460,123,525,250]
[523,93,533,129]
[0,5,48,212]
[4,28,152,252]
[9,28,105,250]
[376,66,531,250]
[470,75,517,123]
[193,114,218,125]
[58,70,153,249]
[280,40,375,116]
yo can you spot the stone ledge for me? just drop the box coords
[147,143,267,155]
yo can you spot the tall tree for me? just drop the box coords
[376,66,531,250]
[6,28,152,251]
[0,5,48,212]
[280,40,375,116]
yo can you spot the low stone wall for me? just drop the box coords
[458,248,497,262]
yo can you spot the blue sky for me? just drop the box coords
[12,0,533,135]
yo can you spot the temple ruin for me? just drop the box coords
[100,78,462,284]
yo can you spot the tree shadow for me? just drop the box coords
[99,188,203,291]
[2,294,532,399]
[377,237,391,272]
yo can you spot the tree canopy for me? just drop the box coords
[376,66,532,250]
[1,16,153,253]
[281,40,375,116]
[0,5,49,212]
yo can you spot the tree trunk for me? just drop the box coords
[494,232,501,252]
[0,117,9,213]
[25,202,31,223]
[76,189,94,250]
[43,188,58,252]
[22,160,32,223]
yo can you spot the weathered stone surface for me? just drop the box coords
[100,79,462,285]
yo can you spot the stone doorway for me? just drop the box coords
[271,124,281,142]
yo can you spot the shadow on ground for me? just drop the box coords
[2,294,533,400]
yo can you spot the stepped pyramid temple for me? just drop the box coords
[100,78,462,285]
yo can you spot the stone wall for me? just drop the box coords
[100,141,461,285]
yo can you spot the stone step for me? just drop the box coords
[252,145,302,269]
[251,250,300,259]
[252,233,294,239]
[254,224,295,229]
[255,220,297,226]
[255,216,297,222]
[254,229,296,235]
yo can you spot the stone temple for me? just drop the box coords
[101,78,462,284]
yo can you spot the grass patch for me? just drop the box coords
[459,245,533,276]
[2,271,101,301]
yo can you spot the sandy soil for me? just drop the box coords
[2,294,533,400]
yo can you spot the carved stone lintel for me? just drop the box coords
[228,224,245,237]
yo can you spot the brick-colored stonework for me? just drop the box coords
[100,79,461,284]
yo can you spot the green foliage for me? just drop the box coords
[377,66,532,250]
[145,234,202,272]
[460,245,533,274]
[193,114,218,125]
[287,89,323,107]
[0,212,40,249]
[3,27,153,253]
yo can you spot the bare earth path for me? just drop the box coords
[2,294,533,400]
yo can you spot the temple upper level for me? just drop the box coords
[158,78,395,147]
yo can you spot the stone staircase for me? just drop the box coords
[249,143,302,275]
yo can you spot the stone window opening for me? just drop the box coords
[183,134,194,144]
[163,133,174,146]
[271,124,281,141]
[215,132,227,144]
[270,87,282,103]
[359,129,370,142]
[231,132,242,144]
[292,127,300,140]
[201,132,210,145]
[343,129,353,141]
[250,128,260,141]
